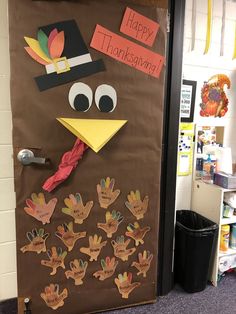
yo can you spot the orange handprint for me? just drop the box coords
[65,259,88,285]
[62,193,93,224]
[40,284,68,310]
[93,257,118,281]
[80,234,107,261]
[41,247,67,275]
[111,236,136,261]
[125,190,148,220]
[125,222,150,246]
[114,272,140,299]
[24,193,57,224]
[20,228,49,254]
[97,210,123,238]
[132,250,153,277]
[55,222,86,251]
[97,177,120,209]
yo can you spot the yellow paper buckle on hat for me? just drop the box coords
[53,57,70,74]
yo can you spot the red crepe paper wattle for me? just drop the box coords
[42,139,88,192]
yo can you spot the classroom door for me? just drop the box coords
[8,0,168,313]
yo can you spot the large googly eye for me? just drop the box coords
[95,84,117,113]
[69,82,93,112]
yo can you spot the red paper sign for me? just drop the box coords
[90,25,164,79]
[120,7,159,47]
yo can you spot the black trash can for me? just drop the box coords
[174,210,218,293]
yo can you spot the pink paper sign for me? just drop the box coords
[90,25,164,79]
[120,7,160,47]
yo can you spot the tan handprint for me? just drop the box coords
[97,177,120,209]
[97,210,123,238]
[111,236,136,261]
[80,234,107,261]
[62,193,93,224]
[93,257,118,281]
[125,222,150,246]
[55,222,86,251]
[20,228,49,254]
[40,284,68,310]
[114,272,140,299]
[132,250,153,277]
[24,193,57,224]
[41,247,67,275]
[65,259,88,285]
[125,190,149,220]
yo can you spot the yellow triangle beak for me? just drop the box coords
[57,118,127,153]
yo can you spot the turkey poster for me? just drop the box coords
[8,0,167,313]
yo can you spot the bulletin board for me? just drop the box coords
[8,0,167,313]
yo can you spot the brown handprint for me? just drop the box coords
[65,259,88,285]
[24,193,57,224]
[97,210,123,238]
[20,228,49,254]
[40,284,68,310]
[93,257,118,281]
[125,190,149,220]
[114,272,140,299]
[132,250,153,277]
[41,247,67,275]
[80,234,107,261]
[97,177,120,209]
[111,236,136,261]
[125,222,150,246]
[62,193,93,224]
[55,222,86,251]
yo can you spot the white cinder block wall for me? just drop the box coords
[0,0,17,301]
[176,0,236,210]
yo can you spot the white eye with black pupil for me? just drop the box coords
[69,82,93,112]
[95,84,117,113]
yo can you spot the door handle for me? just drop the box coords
[17,149,47,166]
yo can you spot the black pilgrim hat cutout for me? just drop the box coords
[24,20,105,91]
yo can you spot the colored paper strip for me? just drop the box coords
[204,0,212,54]
[90,24,164,79]
[120,7,159,47]
[233,22,236,60]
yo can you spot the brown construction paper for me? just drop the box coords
[65,259,88,286]
[41,246,67,276]
[111,236,136,261]
[114,272,141,299]
[125,190,149,220]
[9,0,167,312]
[93,256,118,281]
[40,284,68,310]
[80,234,107,261]
[97,210,124,238]
[20,228,49,254]
[126,222,151,246]
[132,250,153,277]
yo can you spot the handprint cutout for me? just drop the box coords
[93,257,118,281]
[20,228,49,254]
[125,222,150,246]
[55,222,86,251]
[62,193,93,224]
[40,284,68,310]
[80,234,107,261]
[132,250,153,277]
[97,177,120,209]
[111,236,136,261]
[24,193,57,224]
[65,259,88,285]
[114,272,140,299]
[97,210,123,238]
[125,190,148,220]
[41,247,67,275]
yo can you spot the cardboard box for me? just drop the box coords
[214,172,236,189]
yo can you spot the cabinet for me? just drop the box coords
[191,180,236,286]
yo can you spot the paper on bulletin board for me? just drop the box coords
[177,123,194,176]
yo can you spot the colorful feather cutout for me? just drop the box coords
[49,31,65,59]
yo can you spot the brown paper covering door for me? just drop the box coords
[8,0,167,312]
